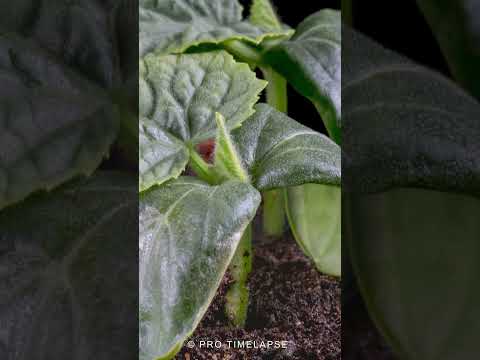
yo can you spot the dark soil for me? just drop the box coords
[176,233,341,359]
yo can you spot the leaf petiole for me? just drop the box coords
[261,66,288,236]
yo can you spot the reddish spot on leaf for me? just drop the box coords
[196,139,215,163]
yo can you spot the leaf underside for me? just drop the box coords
[139,0,292,57]
[139,50,266,191]
[139,177,260,360]
[286,183,341,276]
[263,9,341,141]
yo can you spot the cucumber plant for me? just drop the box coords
[138,1,341,359]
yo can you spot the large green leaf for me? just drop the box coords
[139,177,261,360]
[0,34,119,210]
[231,104,341,190]
[0,0,120,89]
[343,27,480,359]
[286,183,341,276]
[139,0,293,57]
[139,51,266,191]
[416,0,480,99]
[343,26,480,196]
[346,188,480,360]
[263,9,341,142]
[0,172,137,359]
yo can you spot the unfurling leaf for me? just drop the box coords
[139,51,266,191]
[212,112,249,183]
[139,177,261,360]
[249,0,282,31]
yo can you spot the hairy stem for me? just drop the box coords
[261,66,287,236]
[263,189,286,236]
[223,40,262,66]
[225,224,252,327]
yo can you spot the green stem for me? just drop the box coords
[261,66,288,236]
[262,66,288,113]
[263,189,286,236]
[225,224,252,327]
[188,147,218,184]
[223,40,262,66]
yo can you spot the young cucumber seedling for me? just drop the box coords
[139,1,341,359]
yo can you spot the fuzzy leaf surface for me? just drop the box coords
[0,34,118,210]
[263,9,341,141]
[139,0,292,57]
[139,177,260,360]
[343,26,480,196]
[232,104,341,190]
[0,172,137,360]
[139,51,265,190]
[249,0,282,31]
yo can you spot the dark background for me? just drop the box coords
[350,0,450,76]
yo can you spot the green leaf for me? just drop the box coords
[232,104,341,191]
[416,0,480,99]
[139,50,266,191]
[263,9,341,142]
[249,0,282,31]
[0,172,138,359]
[0,34,119,210]
[0,0,120,89]
[139,0,293,57]
[139,123,190,191]
[346,188,480,360]
[212,112,249,183]
[139,177,261,360]
[343,26,480,196]
[286,184,341,276]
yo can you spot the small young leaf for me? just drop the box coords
[263,9,341,142]
[139,51,266,190]
[212,112,249,183]
[0,34,118,210]
[139,177,261,360]
[139,0,293,57]
[232,104,341,191]
[0,172,138,360]
[416,0,480,99]
[286,184,341,276]
[249,0,282,31]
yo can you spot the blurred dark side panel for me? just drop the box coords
[342,1,480,359]
[0,1,138,359]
